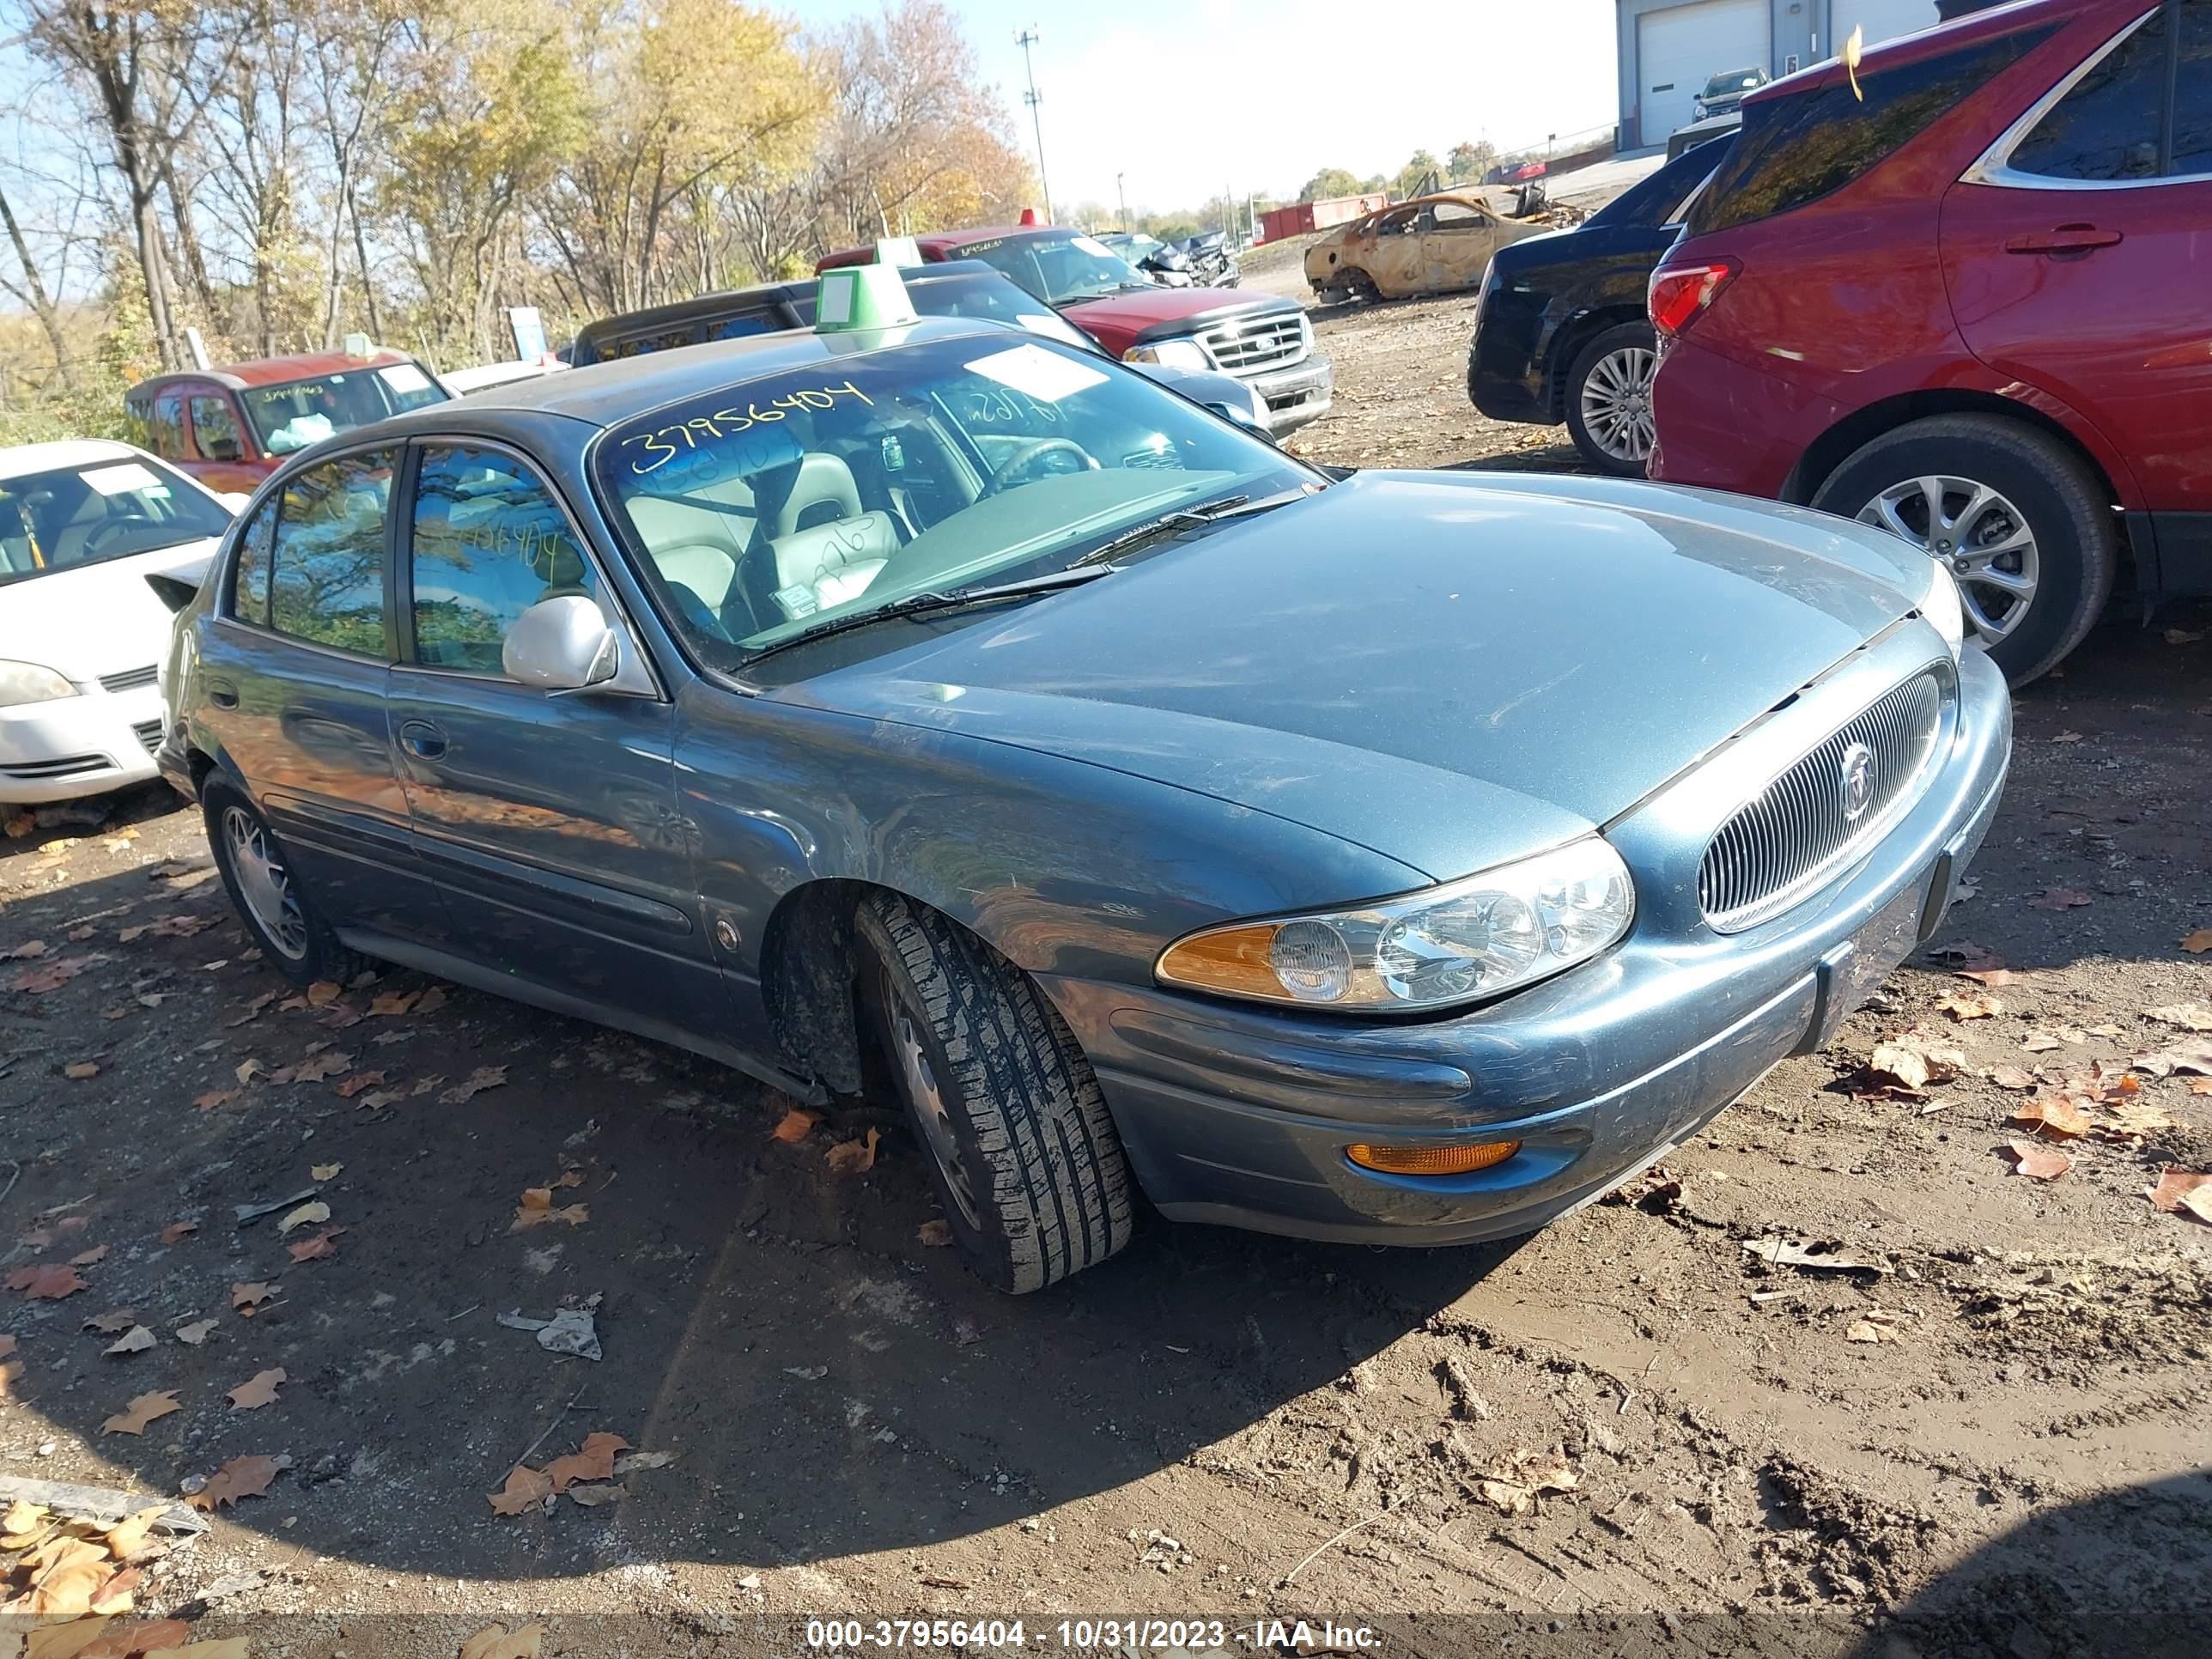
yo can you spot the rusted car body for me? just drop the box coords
[1304,192,1549,303]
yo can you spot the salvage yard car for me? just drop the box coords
[157,267,2011,1292]
[1306,191,1549,303]
[1649,0,2212,684]
[2,441,234,804]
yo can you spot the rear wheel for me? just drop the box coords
[202,780,368,988]
[1563,323,1657,477]
[855,893,1133,1293]
[1812,414,2116,684]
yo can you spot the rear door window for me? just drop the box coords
[189,395,246,463]
[1688,25,2056,234]
[149,392,186,459]
[2007,1,2212,181]
[2170,0,2210,174]
[268,449,397,657]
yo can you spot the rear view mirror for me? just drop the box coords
[502,595,619,690]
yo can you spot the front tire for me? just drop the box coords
[1811,414,2116,684]
[203,780,367,989]
[855,894,1133,1293]
[1564,323,1657,477]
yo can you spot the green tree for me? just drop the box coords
[1297,167,1363,204]
[1393,149,1442,200]
[1447,139,1496,182]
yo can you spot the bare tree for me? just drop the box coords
[0,182,76,386]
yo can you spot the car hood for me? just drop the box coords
[0,538,219,683]
[1057,287,1294,339]
[784,473,1923,880]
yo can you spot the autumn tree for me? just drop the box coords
[1447,140,1497,182]
[1297,167,1364,204]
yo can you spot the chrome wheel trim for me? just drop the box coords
[222,805,308,960]
[884,980,981,1230]
[1856,474,2040,641]
[1577,345,1656,463]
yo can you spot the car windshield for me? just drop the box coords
[949,231,1152,306]
[241,364,448,454]
[1703,70,1762,97]
[0,456,232,586]
[595,331,1316,670]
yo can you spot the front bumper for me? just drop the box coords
[1041,645,2012,1245]
[1243,356,1333,437]
[0,684,167,805]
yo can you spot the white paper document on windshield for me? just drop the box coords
[963,343,1109,404]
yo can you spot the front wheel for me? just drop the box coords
[1564,323,1656,477]
[855,893,1133,1293]
[1811,414,2116,684]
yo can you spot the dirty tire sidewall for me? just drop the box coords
[1564,321,1657,478]
[201,779,368,990]
[1812,414,2117,685]
[855,893,1134,1294]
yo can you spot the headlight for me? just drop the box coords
[1157,837,1635,1012]
[1124,338,1211,372]
[0,660,76,708]
[1915,556,1966,661]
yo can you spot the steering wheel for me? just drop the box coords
[989,437,1099,493]
[81,520,147,556]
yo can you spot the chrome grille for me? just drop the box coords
[1698,672,1946,932]
[132,718,165,754]
[1195,309,1310,375]
[100,665,158,693]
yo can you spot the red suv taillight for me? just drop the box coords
[1649,258,1739,339]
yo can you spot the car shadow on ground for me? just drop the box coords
[0,852,1520,1580]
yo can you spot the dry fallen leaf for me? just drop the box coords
[286,1227,344,1263]
[0,939,47,959]
[2180,928,2212,954]
[917,1219,952,1248]
[368,988,420,1017]
[414,985,448,1014]
[290,1049,352,1083]
[104,1326,155,1357]
[1955,967,2017,987]
[234,1060,263,1085]
[230,1281,277,1310]
[458,1622,546,1659]
[174,1319,216,1346]
[191,1090,239,1112]
[103,1504,173,1565]
[22,1534,111,1616]
[1474,1449,1579,1516]
[2147,1167,2212,1218]
[2096,1097,2178,1139]
[1936,993,2002,1021]
[1845,1314,1901,1344]
[310,1163,343,1182]
[487,1465,553,1516]
[276,1200,330,1236]
[185,1454,281,1511]
[1,1495,42,1532]
[139,1639,249,1659]
[101,1390,182,1437]
[70,1243,108,1266]
[1986,1064,2037,1091]
[85,1308,138,1334]
[827,1127,881,1175]
[771,1107,819,1142]
[1741,1236,1890,1274]
[9,1264,88,1300]
[2006,1139,2073,1180]
[305,980,341,1006]
[511,1188,588,1231]
[333,1071,386,1099]
[2145,1002,2212,1033]
[543,1431,630,1492]
[2009,1096,2092,1139]
[440,1065,507,1104]
[159,1219,198,1248]
[566,1483,623,1508]
[227,1367,285,1410]
[64,1061,100,1080]
[2022,1031,2064,1054]
[2030,888,2094,911]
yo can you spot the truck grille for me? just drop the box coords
[1196,309,1310,375]
[1698,671,1946,933]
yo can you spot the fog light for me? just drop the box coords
[1346,1139,1522,1176]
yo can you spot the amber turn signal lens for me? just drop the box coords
[1346,1140,1522,1176]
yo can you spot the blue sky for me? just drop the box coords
[785,0,1622,215]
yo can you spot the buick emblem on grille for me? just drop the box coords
[1839,741,1875,822]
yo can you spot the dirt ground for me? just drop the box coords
[1,270,2209,1658]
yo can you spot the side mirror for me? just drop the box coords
[502,595,619,690]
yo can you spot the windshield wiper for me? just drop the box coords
[744,564,1115,662]
[1067,486,1315,569]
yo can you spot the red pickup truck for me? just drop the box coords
[819,224,1332,438]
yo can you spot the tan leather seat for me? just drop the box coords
[765,453,896,615]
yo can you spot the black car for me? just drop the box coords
[1465,137,1733,475]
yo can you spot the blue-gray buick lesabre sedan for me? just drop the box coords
[156,307,2010,1292]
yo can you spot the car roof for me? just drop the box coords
[363,313,1006,433]
[127,349,420,398]
[0,438,147,481]
[571,259,1017,352]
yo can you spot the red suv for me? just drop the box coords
[1648,0,2211,682]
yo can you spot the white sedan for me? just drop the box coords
[1,440,235,805]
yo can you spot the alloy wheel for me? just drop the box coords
[882,974,982,1229]
[222,805,309,961]
[1856,474,2040,641]
[1577,345,1656,464]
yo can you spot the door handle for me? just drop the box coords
[398,720,447,760]
[2005,224,2123,254]
[206,679,239,709]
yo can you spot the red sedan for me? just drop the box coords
[1648,0,2210,682]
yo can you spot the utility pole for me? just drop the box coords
[1015,27,1054,224]
[1116,173,1127,231]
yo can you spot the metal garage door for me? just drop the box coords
[1638,0,1771,143]
[1832,0,1941,53]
